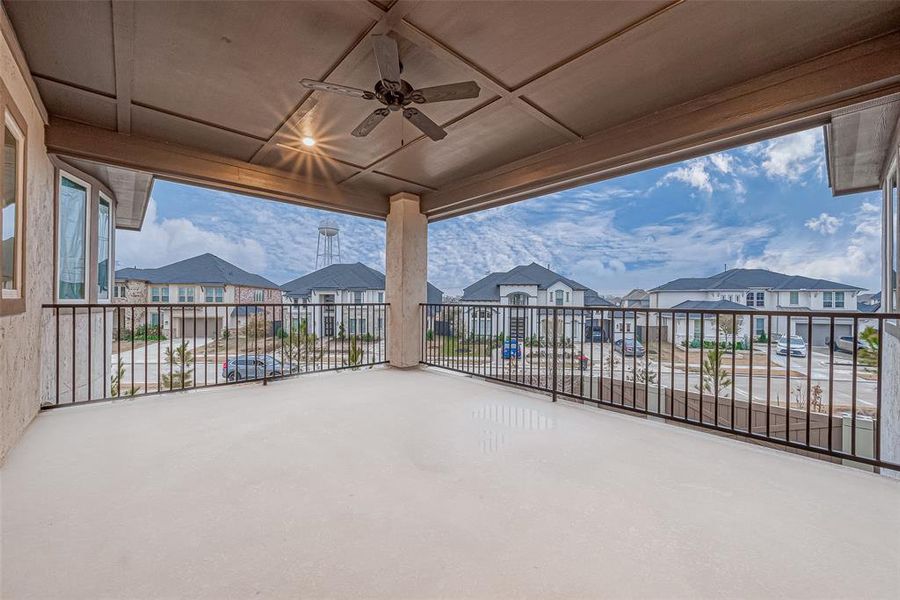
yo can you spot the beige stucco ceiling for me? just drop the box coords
[5,0,900,222]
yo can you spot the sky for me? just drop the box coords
[116,127,882,297]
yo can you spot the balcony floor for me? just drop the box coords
[2,368,899,599]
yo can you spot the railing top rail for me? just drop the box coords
[419,302,900,319]
[43,302,391,309]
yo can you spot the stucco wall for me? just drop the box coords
[0,24,55,462]
[881,323,900,478]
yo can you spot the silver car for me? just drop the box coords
[776,335,807,358]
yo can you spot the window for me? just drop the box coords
[151,286,170,302]
[349,318,366,334]
[565,292,570,302]
[745,292,754,307]
[57,174,90,301]
[509,293,527,306]
[149,312,159,327]
[755,317,766,336]
[1,112,24,304]
[823,292,832,308]
[97,197,111,300]
[756,292,765,307]
[114,284,126,299]
[178,286,194,302]
[377,291,384,303]
[834,291,845,308]
[205,287,224,303]
[353,291,364,304]
[555,290,564,306]
[789,291,799,305]
[253,289,264,302]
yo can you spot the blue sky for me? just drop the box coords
[117,127,882,296]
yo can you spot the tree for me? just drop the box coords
[345,336,364,369]
[858,325,879,367]
[338,321,346,340]
[282,319,322,371]
[698,347,731,395]
[242,314,267,338]
[162,341,194,390]
[110,357,139,397]
[629,365,657,384]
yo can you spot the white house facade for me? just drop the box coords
[457,263,615,342]
[650,268,864,346]
[282,262,442,339]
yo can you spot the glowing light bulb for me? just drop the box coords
[302,137,316,147]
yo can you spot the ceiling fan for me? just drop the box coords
[300,34,480,141]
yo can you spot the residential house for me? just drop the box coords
[114,253,281,338]
[281,262,443,338]
[458,263,615,342]
[650,268,864,346]
[621,289,650,308]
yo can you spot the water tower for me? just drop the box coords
[315,220,342,269]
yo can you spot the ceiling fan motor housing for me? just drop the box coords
[374,80,417,110]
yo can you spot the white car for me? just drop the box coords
[776,335,807,358]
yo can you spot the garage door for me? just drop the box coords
[181,318,219,339]
[796,322,852,346]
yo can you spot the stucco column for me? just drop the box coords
[385,192,427,368]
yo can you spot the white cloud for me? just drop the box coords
[805,212,843,235]
[116,199,268,273]
[116,194,386,284]
[658,159,714,194]
[748,129,822,182]
[740,202,879,289]
[429,193,775,296]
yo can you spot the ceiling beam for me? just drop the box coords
[111,0,134,133]
[422,31,900,220]
[46,118,388,220]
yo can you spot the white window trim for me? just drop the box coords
[55,171,92,304]
[1,111,24,300]
[96,192,113,303]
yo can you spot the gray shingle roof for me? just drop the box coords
[116,253,279,289]
[281,262,443,303]
[651,268,862,292]
[462,263,602,303]
[672,300,753,311]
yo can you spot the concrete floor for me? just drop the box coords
[2,368,899,599]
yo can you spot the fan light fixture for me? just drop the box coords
[300,34,480,141]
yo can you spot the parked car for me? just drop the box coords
[776,335,807,358]
[502,339,521,359]
[834,335,868,354]
[613,338,645,357]
[222,355,292,381]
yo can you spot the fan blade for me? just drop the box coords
[403,108,446,141]
[300,79,373,100]
[371,34,402,92]
[351,108,391,137]
[411,81,480,104]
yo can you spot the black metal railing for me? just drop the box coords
[421,303,900,472]
[42,302,388,408]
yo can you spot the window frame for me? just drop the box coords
[96,193,112,302]
[0,110,25,305]
[823,291,833,308]
[789,291,799,305]
[205,286,224,303]
[834,291,845,308]
[55,171,92,304]
[178,286,195,303]
[253,289,264,303]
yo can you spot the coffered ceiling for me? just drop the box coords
[5,0,900,223]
